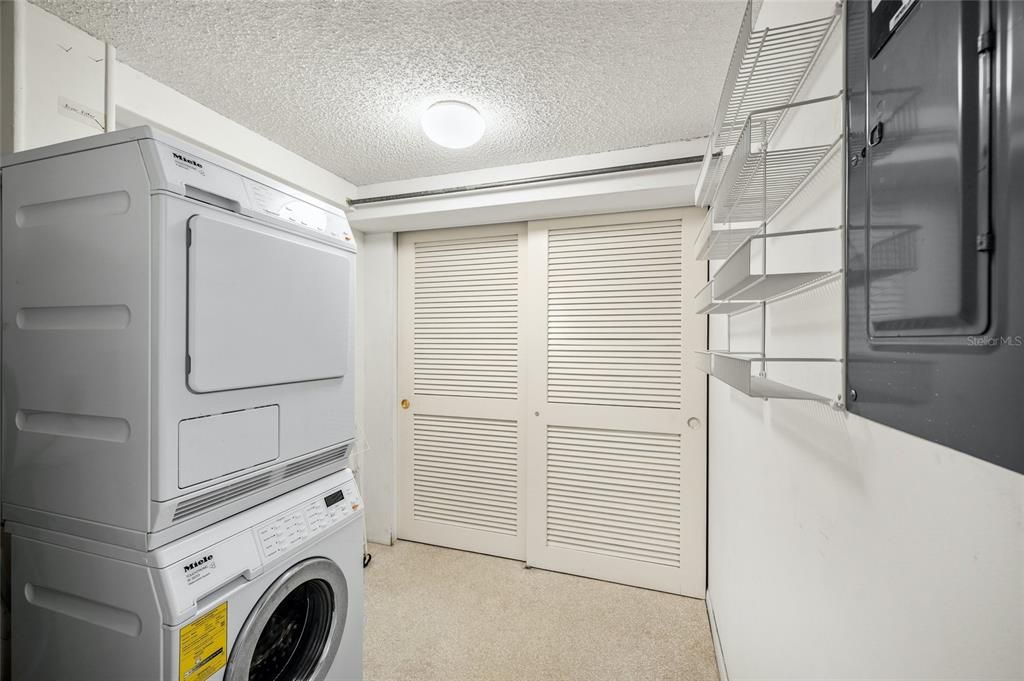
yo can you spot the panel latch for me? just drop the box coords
[978,29,995,54]
[869,122,884,147]
[976,232,994,252]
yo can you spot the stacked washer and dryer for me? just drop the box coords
[0,127,364,681]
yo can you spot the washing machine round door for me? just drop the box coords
[225,557,348,681]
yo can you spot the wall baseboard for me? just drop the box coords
[706,590,730,681]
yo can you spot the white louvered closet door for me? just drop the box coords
[397,224,527,560]
[524,209,708,596]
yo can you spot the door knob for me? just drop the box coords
[687,417,702,430]
[401,399,410,410]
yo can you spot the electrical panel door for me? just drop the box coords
[847,0,1024,474]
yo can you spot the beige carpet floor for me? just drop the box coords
[363,540,719,681]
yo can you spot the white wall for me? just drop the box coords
[357,233,399,545]
[2,0,357,205]
[707,5,1024,681]
[0,2,10,153]
[6,0,107,151]
[709,396,1024,680]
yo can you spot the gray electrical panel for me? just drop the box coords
[847,0,1024,475]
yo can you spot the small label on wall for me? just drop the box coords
[57,96,104,131]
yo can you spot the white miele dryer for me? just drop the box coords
[1,127,356,549]
[9,470,364,681]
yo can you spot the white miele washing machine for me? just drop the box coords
[1,126,356,550]
[9,470,364,681]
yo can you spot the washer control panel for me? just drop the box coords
[255,478,363,561]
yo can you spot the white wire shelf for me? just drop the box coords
[712,96,842,225]
[694,151,725,213]
[697,93,844,261]
[697,227,842,314]
[694,280,758,315]
[694,0,845,409]
[693,211,760,261]
[694,1,841,206]
[713,140,839,224]
[695,351,842,404]
[715,228,841,301]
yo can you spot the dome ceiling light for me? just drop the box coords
[421,100,485,149]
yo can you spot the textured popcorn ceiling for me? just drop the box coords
[34,0,745,185]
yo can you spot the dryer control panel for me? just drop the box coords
[139,136,355,249]
[244,178,352,242]
[255,477,363,561]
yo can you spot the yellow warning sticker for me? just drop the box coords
[179,602,227,681]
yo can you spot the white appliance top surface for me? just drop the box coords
[0,125,163,167]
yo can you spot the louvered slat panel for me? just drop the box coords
[546,220,682,409]
[545,425,681,567]
[414,233,519,399]
[413,414,518,536]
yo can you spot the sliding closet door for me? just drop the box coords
[396,224,527,560]
[524,209,707,596]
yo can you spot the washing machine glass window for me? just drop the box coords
[226,557,349,681]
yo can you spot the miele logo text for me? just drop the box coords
[172,152,203,169]
[184,555,213,572]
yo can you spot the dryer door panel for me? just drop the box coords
[186,214,351,393]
